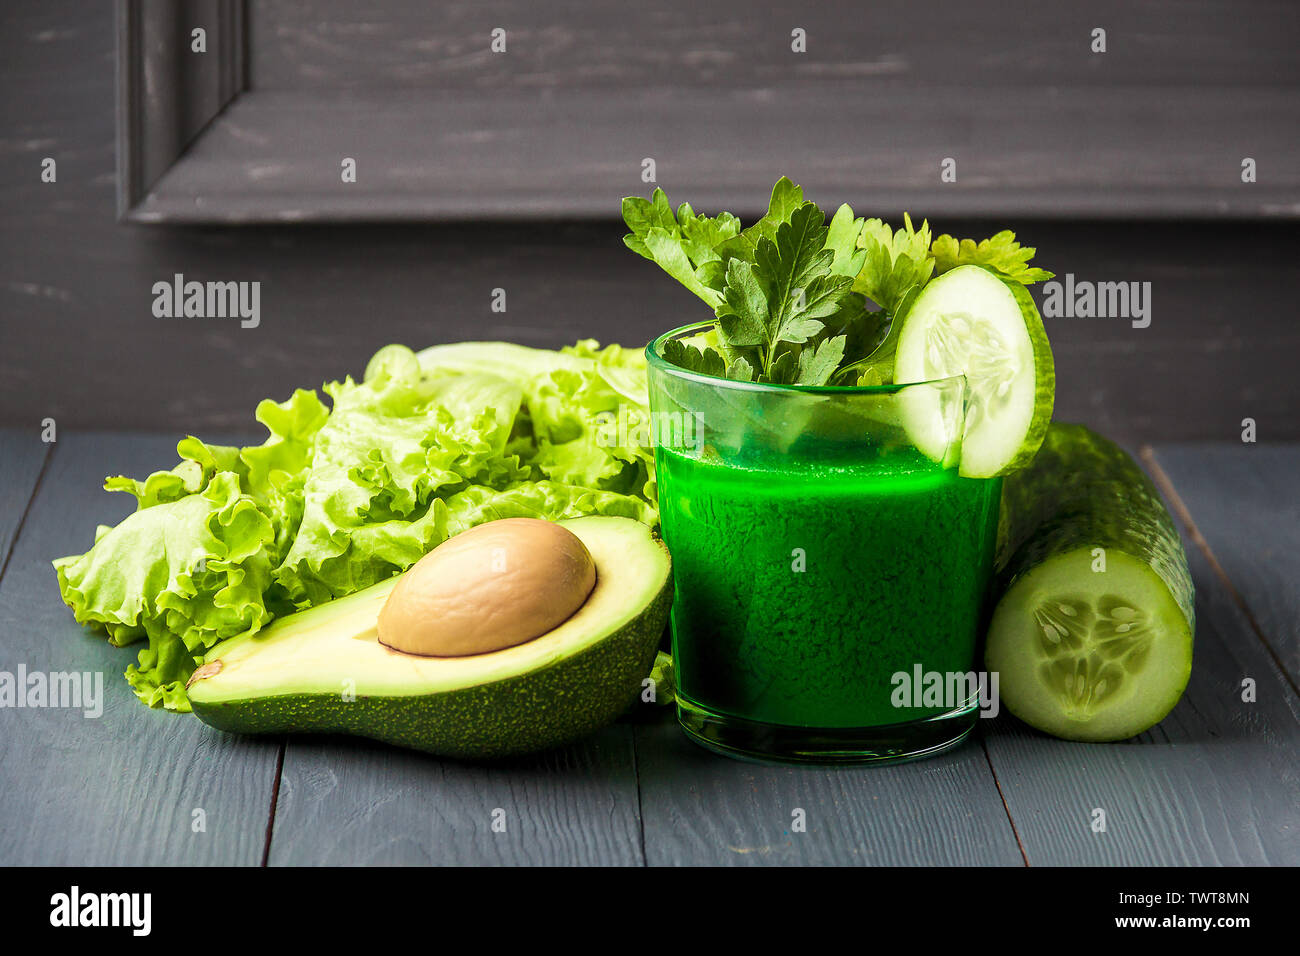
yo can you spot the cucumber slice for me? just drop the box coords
[986,424,1195,742]
[894,265,1054,478]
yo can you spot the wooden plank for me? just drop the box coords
[132,84,1300,223]
[0,432,278,865]
[1149,443,1300,685]
[3,209,1297,445]
[268,726,644,866]
[981,448,1300,866]
[250,0,1300,93]
[0,429,50,582]
[131,0,1300,222]
[634,718,1023,866]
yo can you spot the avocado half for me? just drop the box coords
[187,516,672,758]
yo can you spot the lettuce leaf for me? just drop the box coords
[273,363,528,605]
[53,389,330,709]
[53,471,280,710]
[418,338,658,503]
[53,342,659,710]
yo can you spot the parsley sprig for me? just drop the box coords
[623,177,1052,386]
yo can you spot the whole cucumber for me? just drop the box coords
[986,423,1194,741]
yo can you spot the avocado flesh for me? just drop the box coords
[187,516,672,758]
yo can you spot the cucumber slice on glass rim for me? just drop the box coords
[894,264,1054,478]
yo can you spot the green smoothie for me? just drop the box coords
[657,444,1001,730]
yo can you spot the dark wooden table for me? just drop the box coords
[1,430,1296,866]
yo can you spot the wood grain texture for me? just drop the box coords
[634,718,1023,866]
[131,84,1300,223]
[3,2,1298,437]
[1148,443,1300,685]
[268,726,643,866]
[0,433,278,865]
[981,451,1300,866]
[2,207,1298,444]
[249,0,1300,93]
[0,430,49,582]
[121,0,1300,221]
[0,432,1295,865]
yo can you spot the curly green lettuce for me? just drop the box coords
[53,389,328,709]
[53,341,659,711]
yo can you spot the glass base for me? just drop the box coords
[676,696,979,766]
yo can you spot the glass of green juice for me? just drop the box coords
[646,322,1002,764]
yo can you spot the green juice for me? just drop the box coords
[657,446,1001,730]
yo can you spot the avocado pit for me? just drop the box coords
[377,517,597,657]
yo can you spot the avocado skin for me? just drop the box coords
[189,571,671,759]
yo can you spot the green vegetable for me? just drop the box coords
[714,203,867,385]
[894,264,1055,478]
[187,516,672,758]
[54,342,658,711]
[986,424,1194,741]
[626,179,875,386]
[621,189,739,308]
[852,213,934,316]
[53,390,328,709]
[931,231,1054,285]
[647,650,676,706]
[622,176,1052,387]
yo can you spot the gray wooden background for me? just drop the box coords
[126,0,1300,222]
[2,0,1298,439]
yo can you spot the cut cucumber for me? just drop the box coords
[894,264,1054,478]
[986,424,1195,742]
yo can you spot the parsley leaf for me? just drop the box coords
[715,258,770,348]
[825,203,868,278]
[620,188,677,250]
[795,334,847,385]
[661,338,727,378]
[622,178,1052,389]
[741,176,805,247]
[852,213,935,315]
[715,203,865,384]
[704,176,807,284]
[931,230,1054,284]
[755,203,844,345]
[826,304,890,374]
[677,202,742,268]
[621,189,740,308]
[728,355,755,382]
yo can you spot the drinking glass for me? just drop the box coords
[646,322,1001,764]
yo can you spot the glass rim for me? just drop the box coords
[645,321,968,396]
